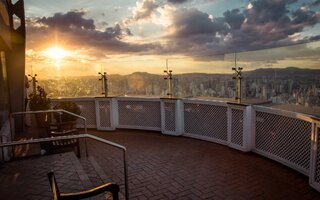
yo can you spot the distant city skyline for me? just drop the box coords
[34,68,320,111]
[24,0,320,77]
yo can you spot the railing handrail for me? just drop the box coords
[253,105,320,123]
[10,109,87,127]
[115,96,162,102]
[182,98,228,106]
[0,134,129,200]
[9,109,88,140]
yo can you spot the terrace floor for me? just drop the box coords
[1,129,320,200]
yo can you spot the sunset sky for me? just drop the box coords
[24,0,320,78]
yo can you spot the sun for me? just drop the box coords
[44,47,68,60]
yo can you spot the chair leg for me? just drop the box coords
[47,172,61,200]
[112,190,119,200]
[76,141,80,158]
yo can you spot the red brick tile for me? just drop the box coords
[2,129,320,200]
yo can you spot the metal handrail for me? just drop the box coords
[0,134,129,200]
[9,109,89,157]
[9,109,87,133]
[253,105,319,123]
[311,116,320,125]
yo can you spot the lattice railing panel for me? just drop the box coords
[98,100,111,128]
[184,103,228,142]
[255,111,311,172]
[164,102,176,132]
[118,100,161,128]
[315,126,320,183]
[75,101,96,127]
[51,99,96,128]
[231,108,244,146]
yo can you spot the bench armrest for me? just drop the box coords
[48,171,120,200]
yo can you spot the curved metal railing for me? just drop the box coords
[9,109,88,140]
[0,134,129,200]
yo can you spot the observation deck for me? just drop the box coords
[1,96,320,199]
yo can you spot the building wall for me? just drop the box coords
[0,0,11,132]
[0,51,11,161]
[0,0,11,49]
[0,0,25,142]
[6,0,26,118]
[0,51,10,132]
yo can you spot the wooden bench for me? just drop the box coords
[45,122,80,157]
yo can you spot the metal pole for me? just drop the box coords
[232,53,243,104]
[168,77,172,98]
[166,60,170,98]
[99,72,108,97]
[238,78,241,104]
[164,59,173,99]
[104,74,108,97]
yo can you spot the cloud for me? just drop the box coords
[311,0,320,6]
[38,11,95,30]
[292,7,319,26]
[244,0,296,25]
[125,0,159,24]
[123,0,185,25]
[26,0,320,61]
[160,0,320,58]
[224,41,320,63]
[153,8,228,57]
[27,10,161,57]
[168,8,226,38]
[235,0,320,48]
[223,9,244,29]
[167,0,189,4]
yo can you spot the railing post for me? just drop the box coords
[112,97,119,128]
[309,119,320,192]
[227,105,232,145]
[95,97,116,131]
[95,98,100,130]
[227,103,253,152]
[161,98,183,136]
[244,105,254,152]
[176,99,184,135]
[160,100,165,132]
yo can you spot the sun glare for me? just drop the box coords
[44,47,68,60]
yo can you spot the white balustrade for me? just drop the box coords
[50,97,320,192]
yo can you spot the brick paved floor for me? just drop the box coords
[0,151,118,200]
[0,152,86,199]
[88,129,320,200]
[1,129,320,200]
